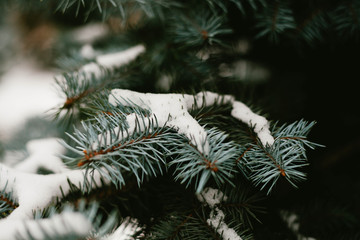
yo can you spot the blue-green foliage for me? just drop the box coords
[63,93,319,195]
[171,128,239,193]
[168,10,232,48]
[242,120,321,194]
[255,1,296,42]
[55,0,182,20]
[62,108,176,188]
[3,0,360,47]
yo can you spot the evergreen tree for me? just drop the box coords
[0,0,359,239]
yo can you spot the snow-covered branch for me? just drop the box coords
[231,101,274,146]
[0,212,92,240]
[0,163,107,219]
[109,89,274,155]
[78,44,145,79]
[197,187,243,240]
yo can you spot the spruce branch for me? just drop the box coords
[52,67,111,126]
[109,89,274,153]
[63,89,275,193]
[168,10,232,48]
[52,44,145,125]
[295,8,328,45]
[64,111,173,187]
[206,0,266,15]
[220,182,265,229]
[332,1,360,39]
[240,120,321,194]
[230,0,266,15]
[255,1,296,42]
[146,212,195,240]
[55,0,182,20]
[145,207,252,240]
[170,128,239,193]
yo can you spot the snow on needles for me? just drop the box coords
[231,101,274,146]
[197,187,243,240]
[109,90,274,155]
[77,44,145,79]
[60,43,273,155]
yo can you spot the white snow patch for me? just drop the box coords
[155,74,173,92]
[58,44,146,82]
[196,187,227,208]
[231,101,274,146]
[71,23,110,44]
[0,59,62,141]
[96,44,145,68]
[78,44,145,78]
[14,138,69,174]
[80,44,97,59]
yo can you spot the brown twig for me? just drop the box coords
[189,143,219,172]
[77,132,161,167]
[265,151,285,177]
[236,145,253,164]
